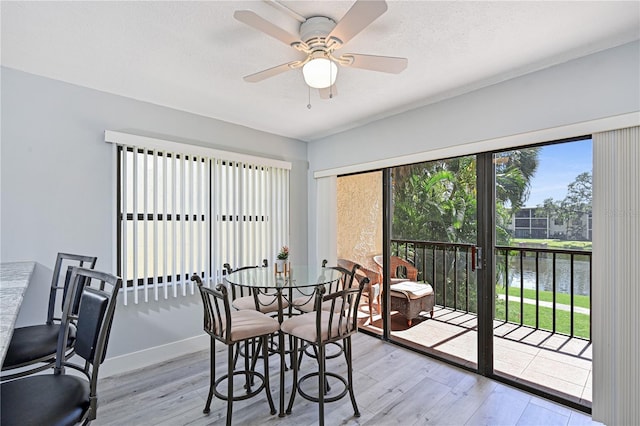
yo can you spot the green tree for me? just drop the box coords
[495,148,540,212]
[391,151,539,311]
[392,156,476,244]
[392,149,540,245]
[535,172,592,241]
[559,172,592,240]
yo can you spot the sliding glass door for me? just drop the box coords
[491,138,593,407]
[335,137,592,411]
[386,156,479,367]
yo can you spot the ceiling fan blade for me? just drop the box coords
[243,62,297,83]
[342,53,407,73]
[319,84,338,99]
[234,10,300,46]
[328,0,388,45]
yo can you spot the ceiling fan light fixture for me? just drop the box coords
[302,58,337,89]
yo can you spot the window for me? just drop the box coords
[112,133,290,305]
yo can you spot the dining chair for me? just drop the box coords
[224,261,286,369]
[292,261,359,313]
[223,261,287,314]
[192,274,279,426]
[0,267,121,426]
[281,276,368,426]
[1,252,98,381]
[337,258,381,324]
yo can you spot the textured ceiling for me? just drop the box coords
[2,1,639,142]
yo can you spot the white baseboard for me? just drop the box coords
[99,334,209,378]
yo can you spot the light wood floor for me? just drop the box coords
[94,333,600,426]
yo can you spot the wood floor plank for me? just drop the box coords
[93,333,601,426]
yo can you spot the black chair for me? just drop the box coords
[224,260,287,314]
[224,261,285,366]
[292,262,359,313]
[192,274,279,426]
[290,262,360,389]
[1,252,98,381]
[282,276,368,426]
[1,267,122,426]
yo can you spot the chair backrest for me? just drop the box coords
[54,267,121,422]
[47,253,98,324]
[223,261,268,300]
[326,264,359,294]
[314,276,368,344]
[372,255,418,281]
[192,275,232,345]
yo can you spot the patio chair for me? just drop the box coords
[373,255,434,326]
[373,254,418,283]
[338,258,381,323]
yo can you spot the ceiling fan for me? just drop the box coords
[234,0,408,98]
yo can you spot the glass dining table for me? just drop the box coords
[224,264,343,417]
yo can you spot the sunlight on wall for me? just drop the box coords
[337,171,383,267]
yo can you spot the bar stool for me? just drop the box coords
[281,276,368,426]
[1,267,121,425]
[192,275,280,426]
[1,252,97,381]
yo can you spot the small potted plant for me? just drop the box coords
[275,246,289,273]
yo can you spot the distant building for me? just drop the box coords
[507,207,592,240]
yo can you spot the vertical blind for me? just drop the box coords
[592,126,639,424]
[112,134,290,305]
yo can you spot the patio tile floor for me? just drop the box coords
[360,305,593,407]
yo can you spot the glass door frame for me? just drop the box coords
[359,140,592,413]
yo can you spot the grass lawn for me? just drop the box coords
[495,286,591,309]
[510,238,592,251]
[494,287,591,339]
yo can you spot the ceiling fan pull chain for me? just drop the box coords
[307,85,312,109]
[328,60,334,99]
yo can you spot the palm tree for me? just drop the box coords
[391,150,540,310]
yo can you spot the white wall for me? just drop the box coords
[306,40,639,422]
[1,40,638,380]
[0,67,308,371]
[307,40,639,264]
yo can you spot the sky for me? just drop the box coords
[524,138,592,207]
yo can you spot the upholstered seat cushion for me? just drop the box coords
[291,295,315,312]
[1,374,89,426]
[281,311,354,343]
[390,282,434,300]
[3,324,75,368]
[228,310,280,342]
[232,294,289,313]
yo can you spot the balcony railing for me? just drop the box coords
[392,239,476,313]
[391,239,592,341]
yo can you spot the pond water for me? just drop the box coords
[501,255,591,296]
